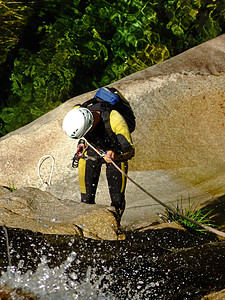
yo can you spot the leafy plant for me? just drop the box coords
[0,1,32,64]
[162,198,216,233]
[0,0,224,136]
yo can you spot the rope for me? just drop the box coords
[3,226,11,266]
[83,138,225,239]
[38,155,55,186]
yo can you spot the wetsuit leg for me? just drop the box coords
[106,160,128,216]
[78,147,102,204]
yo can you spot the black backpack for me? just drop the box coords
[81,87,136,133]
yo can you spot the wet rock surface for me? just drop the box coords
[0,285,37,300]
[0,187,121,240]
[202,289,225,300]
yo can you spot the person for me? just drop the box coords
[63,98,135,219]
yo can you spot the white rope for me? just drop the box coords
[84,138,225,239]
[38,155,55,186]
[83,138,105,157]
[3,226,11,266]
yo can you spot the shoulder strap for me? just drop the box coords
[80,98,97,108]
[101,109,111,135]
[101,109,123,154]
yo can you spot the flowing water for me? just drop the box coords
[0,227,225,299]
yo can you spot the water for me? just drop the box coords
[0,227,225,299]
[0,254,112,299]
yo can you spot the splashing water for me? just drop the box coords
[1,227,225,299]
[0,252,112,300]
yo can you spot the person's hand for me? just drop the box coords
[104,150,115,163]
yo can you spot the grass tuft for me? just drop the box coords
[162,198,216,233]
[8,182,16,192]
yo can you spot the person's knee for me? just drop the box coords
[111,194,125,214]
[81,193,95,204]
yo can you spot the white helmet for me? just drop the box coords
[62,107,94,139]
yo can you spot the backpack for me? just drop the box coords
[81,87,136,133]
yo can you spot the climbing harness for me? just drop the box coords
[38,155,55,187]
[72,141,104,168]
[72,141,88,168]
[83,138,225,239]
[72,154,97,168]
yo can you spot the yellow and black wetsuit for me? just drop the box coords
[78,103,135,216]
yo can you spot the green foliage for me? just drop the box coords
[163,199,216,233]
[0,0,224,136]
[162,0,224,53]
[0,1,32,64]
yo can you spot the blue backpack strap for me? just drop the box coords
[94,88,120,105]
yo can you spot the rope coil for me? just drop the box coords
[38,155,55,187]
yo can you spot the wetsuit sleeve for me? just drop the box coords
[109,110,135,160]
